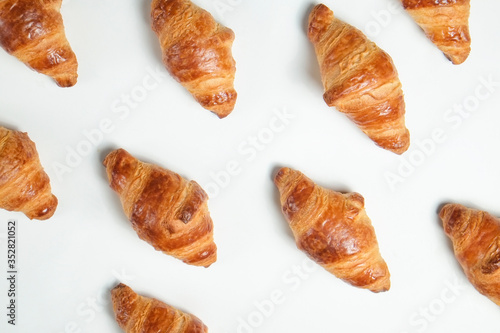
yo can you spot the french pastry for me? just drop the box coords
[308,4,410,154]
[402,0,471,65]
[0,0,78,87]
[0,126,57,220]
[111,283,208,333]
[274,167,390,292]
[103,148,216,267]
[151,0,237,118]
[440,203,500,305]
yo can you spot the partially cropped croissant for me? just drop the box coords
[0,0,78,87]
[274,167,390,292]
[402,0,471,65]
[151,0,237,118]
[308,4,410,154]
[103,149,216,267]
[111,283,208,333]
[440,204,500,306]
[0,127,57,220]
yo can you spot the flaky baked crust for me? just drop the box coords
[103,148,216,267]
[308,4,410,154]
[111,283,208,333]
[274,167,390,292]
[0,0,78,86]
[440,204,500,305]
[402,0,471,64]
[0,126,57,220]
[151,0,237,118]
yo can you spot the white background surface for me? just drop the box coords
[1,0,500,332]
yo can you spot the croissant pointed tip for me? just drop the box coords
[439,203,470,236]
[274,167,295,189]
[439,203,453,220]
[199,89,237,118]
[372,128,410,154]
[111,283,131,300]
[113,282,129,290]
[202,258,216,268]
[103,148,137,194]
[439,203,463,220]
[388,142,410,155]
[369,281,391,293]
[448,52,470,65]
[103,148,127,166]
[182,246,217,267]
[27,194,58,220]
[53,73,78,87]
[210,105,234,119]
[308,3,334,43]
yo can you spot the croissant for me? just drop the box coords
[402,0,471,65]
[440,203,500,306]
[103,148,216,267]
[274,167,390,292]
[0,126,57,220]
[151,0,237,118]
[308,4,410,154]
[0,0,78,87]
[111,283,208,333]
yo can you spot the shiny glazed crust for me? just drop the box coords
[111,283,208,333]
[103,148,217,267]
[440,204,500,305]
[151,0,237,118]
[0,126,57,220]
[402,0,471,64]
[274,167,390,292]
[308,4,410,154]
[0,0,78,87]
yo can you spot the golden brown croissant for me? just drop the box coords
[308,4,410,154]
[111,283,208,333]
[0,0,78,87]
[402,0,471,65]
[274,167,390,292]
[0,126,57,220]
[151,0,237,118]
[440,203,500,306]
[103,148,216,267]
